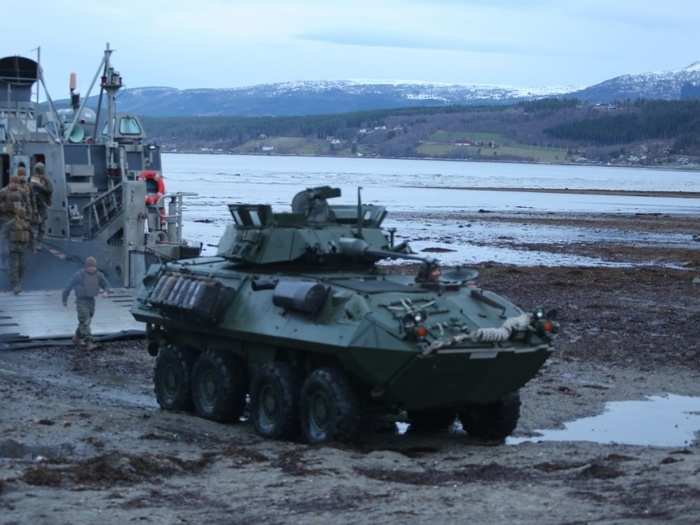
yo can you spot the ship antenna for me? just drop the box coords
[34,46,40,105]
[93,45,110,139]
[63,44,110,143]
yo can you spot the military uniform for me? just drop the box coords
[30,162,53,250]
[62,257,110,349]
[0,171,33,293]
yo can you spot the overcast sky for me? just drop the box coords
[4,0,700,97]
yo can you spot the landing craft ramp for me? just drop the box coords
[0,289,143,349]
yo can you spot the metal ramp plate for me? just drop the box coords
[0,288,143,345]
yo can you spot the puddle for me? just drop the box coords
[508,395,700,447]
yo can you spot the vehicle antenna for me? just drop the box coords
[357,186,363,237]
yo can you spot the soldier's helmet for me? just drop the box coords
[85,256,98,272]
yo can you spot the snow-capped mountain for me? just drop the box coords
[64,63,700,118]
[571,62,700,102]
[105,80,573,117]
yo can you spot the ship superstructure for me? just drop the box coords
[0,45,199,291]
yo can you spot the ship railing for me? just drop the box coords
[83,183,123,238]
[157,192,196,244]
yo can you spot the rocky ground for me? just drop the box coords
[1,213,700,524]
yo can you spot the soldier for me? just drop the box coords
[62,256,110,350]
[0,168,33,294]
[30,162,53,251]
[17,168,38,250]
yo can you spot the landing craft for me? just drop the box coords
[0,45,200,344]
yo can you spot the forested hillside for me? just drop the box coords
[144,99,700,168]
[545,100,700,155]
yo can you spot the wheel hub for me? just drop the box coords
[262,387,277,414]
[310,392,330,431]
[164,367,178,393]
[200,368,218,410]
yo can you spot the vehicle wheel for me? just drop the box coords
[409,409,456,433]
[458,392,521,441]
[250,362,300,439]
[299,367,360,444]
[154,345,196,412]
[191,350,247,422]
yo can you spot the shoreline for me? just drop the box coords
[162,150,700,174]
[403,185,700,198]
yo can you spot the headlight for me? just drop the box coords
[402,313,429,340]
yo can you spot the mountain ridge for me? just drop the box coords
[572,62,700,102]
[58,63,700,117]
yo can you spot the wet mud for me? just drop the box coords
[2,213,700,523]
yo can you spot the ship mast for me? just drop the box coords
[100,43,123,179]
[63,45,109,144]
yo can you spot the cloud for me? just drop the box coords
[296,28,592,59]
[297,30,525,55]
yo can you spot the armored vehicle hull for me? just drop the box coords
[132,187,557,443]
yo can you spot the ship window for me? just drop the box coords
[232,210,243,226]
[119,117,142,136]
[249,210,262,227]
[0,124,6,143]
[0,154,9,188]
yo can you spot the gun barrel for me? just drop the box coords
[365,248,428,264]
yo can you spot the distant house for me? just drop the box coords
[261,145,275,152]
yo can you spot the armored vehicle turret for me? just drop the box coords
[132,186,558,443]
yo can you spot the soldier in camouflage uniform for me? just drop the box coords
[0,167,33,294]
[62,256,110,350]
[30,162,53,251]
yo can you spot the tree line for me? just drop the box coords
[544,100,700,153]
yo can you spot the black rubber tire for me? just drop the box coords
[299,367,360,444]
[191,350,247,423]
[409,409,456,433]
[458,392,521,441]
[250,362,301,440]
[153,345,196,412]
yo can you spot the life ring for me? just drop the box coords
[137,170,165,206]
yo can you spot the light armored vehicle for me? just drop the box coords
[132,187,558,443]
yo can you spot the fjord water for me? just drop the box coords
[163,154,700,264]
